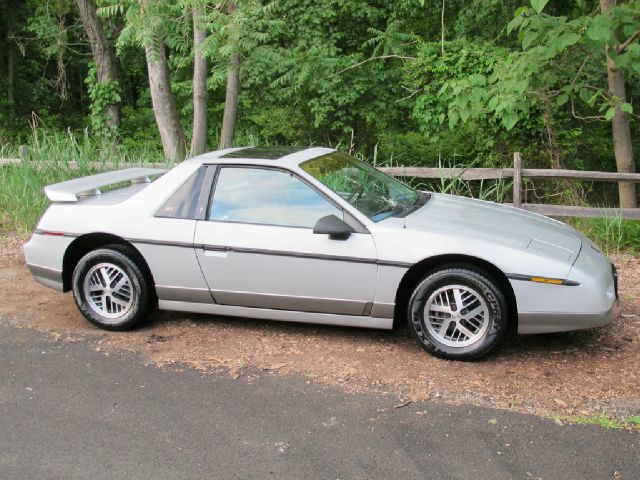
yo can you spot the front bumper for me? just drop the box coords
[515,244,618,334]
[518,300,619,334]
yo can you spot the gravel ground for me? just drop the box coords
[2,233,639,419]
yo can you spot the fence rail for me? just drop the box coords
[379,152,640,220]
[377,166,640,182]
[2,152,639,220]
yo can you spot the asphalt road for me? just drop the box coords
[0,325,638,480]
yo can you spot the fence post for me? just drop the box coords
[18,145,29,162]
[513,151,522,208]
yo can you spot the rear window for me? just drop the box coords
[156,167,206,219]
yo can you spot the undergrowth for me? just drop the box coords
[0,129,165,232]
[571,217,640,255]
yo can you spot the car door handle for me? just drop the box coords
[203,249,228,258]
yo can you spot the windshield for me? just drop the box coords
[301,152,427,221]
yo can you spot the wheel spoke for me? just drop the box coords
[112,276,129,294]
[109,295,129,307]
[423,284,490,348]
[440,318,454,336]
[429,304,451,314]
[455,322,476,340]
[99,267,111,288]
[463,305,484,320]
[452,288,464,312]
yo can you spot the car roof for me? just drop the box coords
[189,146,336,168]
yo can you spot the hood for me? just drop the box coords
[402,193,582,262]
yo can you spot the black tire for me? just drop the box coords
[72,245,154,331]
[408,267,508,360]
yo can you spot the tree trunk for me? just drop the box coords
[140,0,186,162]
[7,38,13,107]
[190,3,207,157]
[75,0,121,130]
[600,0,637,208]
[3,1,15,131]
[219,1,240,150]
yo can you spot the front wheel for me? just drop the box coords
[72,246,154,331]
[408,267,508,360]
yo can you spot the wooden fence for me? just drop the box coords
[379,153,640,220]
[2,152,640,220]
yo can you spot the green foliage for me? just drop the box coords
[408,40,507,130]
[572,216,640,254]
[530,0,549,15]
[453,0,522,41]
[85,63,121,136]
[249,106,305,144]
[443,1,640,132]
[236,0,417,150]
[407,40,530,166]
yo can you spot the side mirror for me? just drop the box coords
[313,214,355,240]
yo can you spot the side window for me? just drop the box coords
[156,167,206,219]
[209,167,341,228]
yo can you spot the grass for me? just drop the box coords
[554,415,640,430]
[0,129,165,233]
[369,152,513,203]
[571,216,640,255]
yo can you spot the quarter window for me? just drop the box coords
[209,167,341,228]
[156,167,206,219]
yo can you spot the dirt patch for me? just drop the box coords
[0,232,28,268]
[2,233,639,419]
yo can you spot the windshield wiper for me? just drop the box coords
[396,192,430,216]
[409,191,430,210]
[371,205,404,218]
[371,192,431,221]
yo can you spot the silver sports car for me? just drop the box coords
[24,147,619,359]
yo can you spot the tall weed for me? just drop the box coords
[572,217,640,255]
[1,129,164,232]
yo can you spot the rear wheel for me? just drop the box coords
[408,267,508,360]
[72,246,154,331]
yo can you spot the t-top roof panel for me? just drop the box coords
[218,146,308,160]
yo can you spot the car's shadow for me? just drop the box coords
[143,308,625,362]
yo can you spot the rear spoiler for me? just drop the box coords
[44,167,167,202]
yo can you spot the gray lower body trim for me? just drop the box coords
[517,301,618,334]
[156,285,214,303]
[158,300,394,330]
[27,263,64,292]
[370,302,395,319]
[212,289,370,316]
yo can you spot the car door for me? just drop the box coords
[193,165,378,316]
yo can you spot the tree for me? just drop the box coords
[425,0,639,206]
[219,1,240,149]
[191,1,208,156]
[75,0,121,131]
[3,0,16,132]
[139,0,186,161]
[600,0,637,208]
